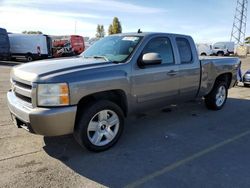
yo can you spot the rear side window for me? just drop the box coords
[176,38,192,64]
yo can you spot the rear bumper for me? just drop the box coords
[7,91,77,136]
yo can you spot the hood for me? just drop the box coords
[11,56,112,83]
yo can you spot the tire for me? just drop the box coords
[74,100,124,152]
[217,51,224,56]
[26,54,33,62]
[205,81,228,110]
[244,83,250,87]
[201,53,207,56]
[11,57,16,61]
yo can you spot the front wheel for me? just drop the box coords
[74,100,124,152]
[205,81,228,110]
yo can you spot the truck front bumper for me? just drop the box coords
[7,91,77,136]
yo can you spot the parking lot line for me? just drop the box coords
[0,150,42,162]
[125,129,250,188]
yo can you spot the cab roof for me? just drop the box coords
[112,32,191,38]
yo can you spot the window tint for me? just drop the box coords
[176,38,192,64]
[142,37,174,65]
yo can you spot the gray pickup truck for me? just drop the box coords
[7,32,240,151]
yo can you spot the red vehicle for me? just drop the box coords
[51,35,85,58]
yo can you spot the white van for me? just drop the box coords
[196,43,213,56]
[212,42,235,56]
[8,34,52,61]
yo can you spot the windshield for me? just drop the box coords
[82,35,143,63]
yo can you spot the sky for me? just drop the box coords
[0,0,249,43]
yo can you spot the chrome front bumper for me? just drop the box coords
[7,91,77,136]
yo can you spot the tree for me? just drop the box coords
[245,36,250,44]
[108,17,122,35]
[96,24,105,38]
[108,24,113,35]
[112,17,122,34]
[22,31,43,34]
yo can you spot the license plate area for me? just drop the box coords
[11,114,19,128]
[10,113,34,133]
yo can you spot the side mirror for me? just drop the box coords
[141,53,162,66]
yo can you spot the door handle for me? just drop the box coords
[167,70,178,76]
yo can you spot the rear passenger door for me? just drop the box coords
[176,37,200,100]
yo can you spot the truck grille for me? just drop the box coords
[14,80,32,90]
[12,79,32,105]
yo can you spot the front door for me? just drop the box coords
[131,36,180,111]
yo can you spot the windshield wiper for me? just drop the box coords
[84,55,109,62]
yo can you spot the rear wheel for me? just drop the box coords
[26,54,33,62]
[205,81,228,110]
[217,51,224,56]
[74,100,124,152]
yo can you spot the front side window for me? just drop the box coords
[82,35,142,63]
[176,38,193,64]
[142,37,174,65]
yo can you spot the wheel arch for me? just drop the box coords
[26,52,33,62]
[26,52,33,57]
[217,51,224,56]
[214,72,232,89]
[75,89,128,130]
[205,72,232,97]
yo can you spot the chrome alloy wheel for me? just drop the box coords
[87,110,120,146]
[216,85,226,107]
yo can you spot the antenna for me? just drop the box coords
[230,0,248,45]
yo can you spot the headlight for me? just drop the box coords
[37,83,69,106]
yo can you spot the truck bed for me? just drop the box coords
[198,56,240,97]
